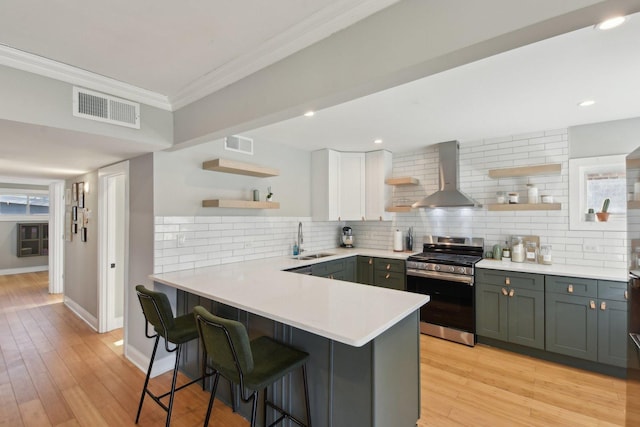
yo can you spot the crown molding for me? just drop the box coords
[0,44,172,111]
[169,0,399,110]
[0,0,397,112]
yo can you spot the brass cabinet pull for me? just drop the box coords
[590,300,596,309]
[329,275,334,280]
[600,301,607,311]
[338,217,341,221]
[361,216,365,221]
[379,216,382,221]
[567,284,574,293]
[625,290,629,300]
[508,289,515,297]
[386,264,391,270]
[385,273,390,279]
[505,277,510,285]
[501,288,508,296]
[369,258,373,265]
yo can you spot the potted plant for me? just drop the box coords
[596,198,610,222]
[266,186,273,202]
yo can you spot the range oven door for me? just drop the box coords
[406,269,475,339]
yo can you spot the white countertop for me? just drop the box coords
[477,259,627,282]
[150,248,428,347]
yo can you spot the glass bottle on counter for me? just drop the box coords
[525,241,538,263]
[539,244,552,265]
[511,237,524,263]
[502,241,511,261]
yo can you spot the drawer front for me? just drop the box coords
[374,270,405,290]
[476,269,543,291]
[546,276,597,297]
[598,280,628,301]
[374,258,405,274]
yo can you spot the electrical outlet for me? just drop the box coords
[583,244,602,253]
[177,233,186,247]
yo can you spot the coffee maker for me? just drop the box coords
[341,226,354,248]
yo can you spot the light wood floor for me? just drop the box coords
[0,272,626,426]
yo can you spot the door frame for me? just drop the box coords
[98,161,130,334]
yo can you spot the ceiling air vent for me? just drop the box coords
[73,87,140,129]
[224,135,253,155]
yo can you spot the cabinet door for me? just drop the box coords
[311,149,340,221]
[338,153,365,220]
[597,299,628,368]
[507,288,545,349]
[357,256,375,285]
[545,293,597,361]
[365,150,392,221]
[344,257,357,283]
[476,283,508,341]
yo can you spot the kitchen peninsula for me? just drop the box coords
[150,250,428,427]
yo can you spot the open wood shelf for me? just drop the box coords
[202,158,279,177]
[628,201,640,210]
[385,206,413,212]
[385,177,419,185]
[202,200,280,209]
[487,203,561,211]
[488,163,561,179]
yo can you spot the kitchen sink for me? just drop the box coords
[297,252,335,260]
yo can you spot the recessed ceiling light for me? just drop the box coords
[374,139,383,144]
[578,99,596,107]
[596,16,626,30]
[303,111,315,117]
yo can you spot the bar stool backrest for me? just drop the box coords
[194,305,254,385]
[136,285,176,338]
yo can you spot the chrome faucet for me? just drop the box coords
[297,222,304,256]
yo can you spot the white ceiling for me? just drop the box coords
[244,12,640,153]
[0,2,639,182]
[0,0,395,109]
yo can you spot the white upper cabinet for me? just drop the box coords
[365,150,392,221]
[311,149,390,221]
[338,152,366,220]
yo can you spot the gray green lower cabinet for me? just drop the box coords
[476,269,628,370]
[545,276,627,368]
[475,270,545,350]
[311,257,356,282]
[357,256,375,285]
[175,289,421,427]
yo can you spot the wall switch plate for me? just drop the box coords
[583,244,602,253]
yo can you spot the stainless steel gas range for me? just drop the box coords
[406,236,484,346]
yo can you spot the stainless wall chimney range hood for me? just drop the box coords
[412,140,481,208]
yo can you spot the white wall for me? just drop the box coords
[153,138,311,217]
[349,129,626,270]
[569,117,640,158]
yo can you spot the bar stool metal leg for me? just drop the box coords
[136,335,160,423]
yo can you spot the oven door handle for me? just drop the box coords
[407,268,474,285]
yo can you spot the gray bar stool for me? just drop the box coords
[135,285,209,426]
[194,305,312,427]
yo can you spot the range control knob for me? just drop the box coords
[447,266,455,273]
[434,265,441,271]
[457,267,466,274]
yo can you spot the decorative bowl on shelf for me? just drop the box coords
[596,212,610,222]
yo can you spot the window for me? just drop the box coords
[569,155,626,231]
[0,193,49,216]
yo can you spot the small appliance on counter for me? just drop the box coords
[341,226,354,248]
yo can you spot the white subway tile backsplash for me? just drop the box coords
[153,129,627,274]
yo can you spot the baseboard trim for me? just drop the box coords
[0,265,48,276]
[126,344,176,378]
[64,296,98,332]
